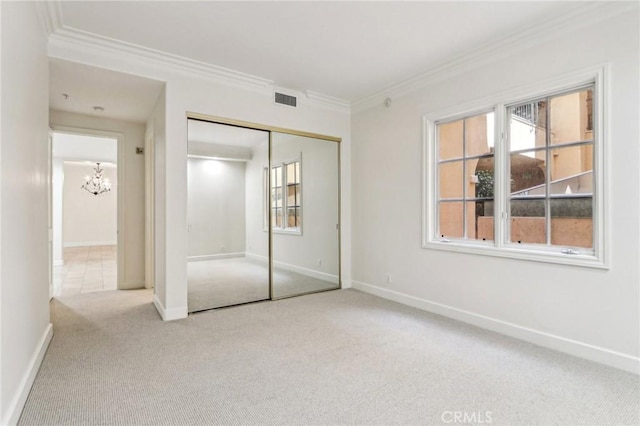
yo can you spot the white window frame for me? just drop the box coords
[423,66,608,269]
[268,156,302,235]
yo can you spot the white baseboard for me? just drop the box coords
[187,252,245,262]
[63,241,116,248]
[53,260,64,266]
[120,281,146,290]
[153,294,187,321]
[245,252,339,284]
[3,323,53,426]
[277,261,339,284]
[244,252,267,262]
[352,280,640,374]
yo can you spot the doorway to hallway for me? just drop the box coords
[51,130,120,297]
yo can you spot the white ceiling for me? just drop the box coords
[50,58,165,123]
[52,132,117,163]
[57,1,582,102]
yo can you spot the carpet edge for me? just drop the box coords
[352,280,640,374]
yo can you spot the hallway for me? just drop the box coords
[54,245,117,297]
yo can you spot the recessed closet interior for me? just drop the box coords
[186,117,340,312]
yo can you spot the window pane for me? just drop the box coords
[287,185,298,206]
[275,187,282,208]
[549,145,593,195]
[465,113,493,157]
[550,198,592,248]
[275,208,283,228]
[468,156,494,198]
[510,199,546,244]
[510,150,546,196]
[287,163,296,184]
[439,202,464,238]
[438,120,463,160]
[275,166,282,186]
[439,161,463,198]
[287,207,297,228]
[271,166,282,188]
[295,207,301,228]
[509,102,546,152]
[550,89,593,145]
[467,201,493,241]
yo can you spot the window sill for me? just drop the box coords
[268,228,302,236]
[422,240,608,269]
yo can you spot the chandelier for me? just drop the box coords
[81,162,112,195]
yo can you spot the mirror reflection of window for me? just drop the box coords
[270,159,301,233]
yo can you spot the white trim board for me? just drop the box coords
[245,252,339,284]
[121,281,146,290]
[352,280,639,375]
[63,241,116,248]
[3,324,53,426]
[153,294,187,321]
[187,252,245,262]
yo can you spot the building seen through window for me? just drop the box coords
[436,86,594,249]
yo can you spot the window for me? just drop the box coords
[269,159,301,233]
[424,71,605,268]
[437,111,495,241]
[508,88,594,249]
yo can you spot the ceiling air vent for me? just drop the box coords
[274,92,297,107]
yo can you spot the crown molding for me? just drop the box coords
[49,26,275,92]
[351,2,638,114]
[43,1,349,113]
[304,90,350,114]
[42,1,630,116]
[35,1,63,36]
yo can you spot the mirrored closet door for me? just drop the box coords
[270,132,340,298]
[187,120,270,312]
[186,116,341,313]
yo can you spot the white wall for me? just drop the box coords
[187,158,246,257]
[50,37,352,320]
[0,2,52,424]
[52,158,64,265]
[62,162,117,247]
[351,11,639,372]
[49,110,146,289]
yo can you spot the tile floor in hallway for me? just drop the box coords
[53,245,117,297]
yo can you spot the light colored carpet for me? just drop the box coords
[188,257,338,312]
[19,289,639,425]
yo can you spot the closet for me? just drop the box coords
[186,117,340,312]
